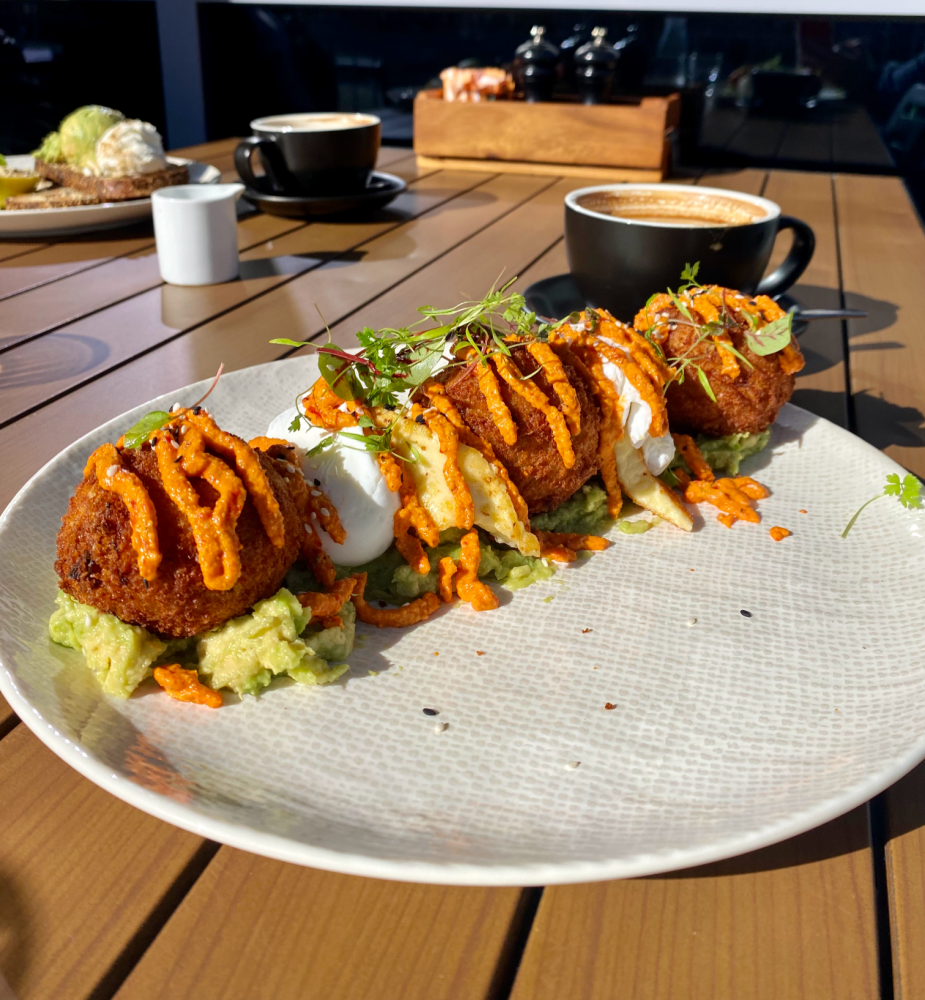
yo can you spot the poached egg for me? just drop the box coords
[267,407,399,566]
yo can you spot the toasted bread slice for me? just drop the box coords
[34,159,188,202]
[5,188,100,210]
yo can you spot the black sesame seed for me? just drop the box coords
[740,609,752,618]
[423,708,438,716]
[415,414,426,425]
[192,406,202,415]
[314,478,321,486]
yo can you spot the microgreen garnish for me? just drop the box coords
[841,473,923,537]
[122,411,172,449]
[273,276,553,430]
[122,363,225,449]
[743,312,793,356]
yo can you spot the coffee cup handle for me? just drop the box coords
[234,136,291,194]
[755,215,816,298]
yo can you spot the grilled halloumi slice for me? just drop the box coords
[613,435,693,532]
[386,414,540,556]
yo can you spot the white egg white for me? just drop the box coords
[267,407,399,566]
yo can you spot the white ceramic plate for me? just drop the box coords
[0,156,220,237]
[1,356,924,886]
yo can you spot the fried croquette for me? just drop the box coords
[655,310,804,437]
[434,344,602,514]
[55,445,302,638]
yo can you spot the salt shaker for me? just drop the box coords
[514,25,560,103]
[152,184,244,286]
[575,27,620,105]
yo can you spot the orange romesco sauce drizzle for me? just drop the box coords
[492,354,575,469]
[684,476,769,527]
[438,556,457,602]
[455,529,499,612]
[154,429,246,591]
[671,433,714,482]
[634,286,805,376]
[153,664,223,708]
[423,409,475,531]
[424,381,530,527]
[86,408,287,594]
[85,442,162,581]
[551,334,623,517]
[474,357,517,445]
[526,342,581,435]
[770,526,791,542]
[350,571,441,627]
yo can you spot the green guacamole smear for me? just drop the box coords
[320,527,556,605]
[663,429,771,484]
[49,588,353,700]
[33,105,125,170]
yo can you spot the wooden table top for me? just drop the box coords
[0,139,923,1000]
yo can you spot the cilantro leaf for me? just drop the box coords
[744,312,793,356]
[306,435,335,458]
[842,472,923,537]
[122,411,172,449]
[680,261,700,288]
[288,414,302,433]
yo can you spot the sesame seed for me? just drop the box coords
[170,438,179,450]
[284,463,296,474]
[105,464,119,479]
[423,708,438,716]
[320,508,330,517]
[180,425,187,434]
[304,523,312,533]
[84,613,92,627]
[170,402,182,413]
[313,478,321,486]
[740,609,752,618]
[565,760,581,770]
[434,721,448,733]
[686,617,698,626]
[311,489,323,497]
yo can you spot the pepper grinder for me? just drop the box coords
[514,25,560,103]
[574,26,620,105]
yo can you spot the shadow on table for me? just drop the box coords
[0,333,109,389]
[652,808,869,879]
[0,864,31,996]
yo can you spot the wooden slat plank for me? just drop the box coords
[0,232,160,302]
[168,137,240,161]
[698,168,766,196]
[0,693,14,737]
[0,242,53,265]
[0,210,309,353]
[834,173,925,476]
[0,726,206,1000]
[763,171,847,428]
[316,176,581,341]
[0,170,470,413]
[0,170,544,507]
[511,808,879,1000]
[113,849,525,1000]
[884,762,925,999]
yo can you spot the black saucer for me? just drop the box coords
[523,273,808,336]
[242,171,406,219]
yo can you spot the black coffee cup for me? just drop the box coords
[564,183,815,319]
[234,112,381,197]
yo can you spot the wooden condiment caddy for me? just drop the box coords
[413,89,680,181]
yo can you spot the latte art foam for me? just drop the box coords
[255,113,379,133]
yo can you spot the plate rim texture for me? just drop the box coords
[2,356,924,886]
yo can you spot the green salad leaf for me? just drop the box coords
[842,473,923,537]
[122,410,172,449]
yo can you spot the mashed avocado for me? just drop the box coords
[696,430,770,475]
[665,429,771,482]
[35,106,125,171]
[32,130,63,163]
[50,587,353,699]
[327,528,556,605]
[50,591,170,698]
[531,483,612,535]
[196,589,349,696]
